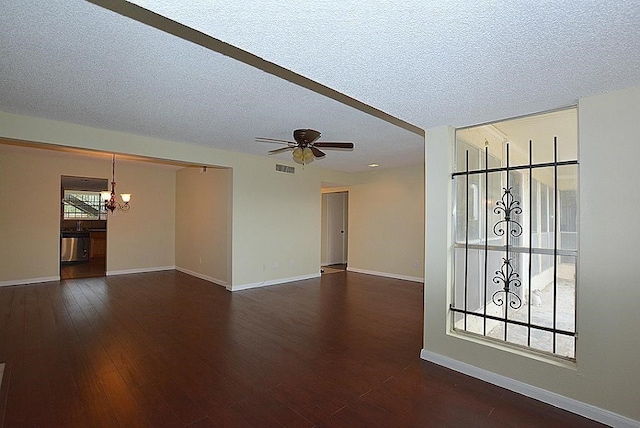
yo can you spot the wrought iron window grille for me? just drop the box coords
[450,138,578,359]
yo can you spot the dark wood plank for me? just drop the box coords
[0,271,606,427]
[0,361,11,428]
[0,286,26,362]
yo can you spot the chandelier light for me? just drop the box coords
[101,154,131,213]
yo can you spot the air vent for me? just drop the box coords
[275,164,295,174]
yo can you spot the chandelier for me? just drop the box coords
[101,154,131,213]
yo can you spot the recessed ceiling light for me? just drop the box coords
[368,163,379,168]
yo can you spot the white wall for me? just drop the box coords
[348,164,425,281]
[0,145,176,283]
[423,86,640,424]
[175,166,231,286]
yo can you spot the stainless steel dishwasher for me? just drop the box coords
[61,231,90,262]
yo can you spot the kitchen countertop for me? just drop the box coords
[61,230,90,237]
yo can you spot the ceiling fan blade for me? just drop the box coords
[256,137,295,144]
[306,129,322,144]
[268,146,296,154]
[310,146,326,158]
[314,142,354,149]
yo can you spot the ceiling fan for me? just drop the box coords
[255,129,354,164]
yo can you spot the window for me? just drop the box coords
[450,109,578,359]
[63,190,107,220]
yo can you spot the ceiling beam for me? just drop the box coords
[86,0,425,137]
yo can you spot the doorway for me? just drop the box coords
[60,175,108,279]
[321,191,348,272]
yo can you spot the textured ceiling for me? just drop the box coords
[2,1,640,172]
[129,0,640,128]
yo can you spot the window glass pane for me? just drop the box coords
[540,185,548,234]
[455,169,508,245]
[531,180,539,247]
[491,108,578,166]
[507,324,529,348]
[63,190,106,220]
[556,256,577,333]
[454,177,481,243]
[530,330,554,354]
[529,253,556,329]
[455,132,500,171]
[486,171,503,245]
[454,176,466,243]
[558,165,578,252]
[453,248,507,317]
[456,109,577,169]
[455,140,477,172]
[488,155,501,169]
[556,335,576,360]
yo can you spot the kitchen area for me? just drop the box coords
[60,175,108,279]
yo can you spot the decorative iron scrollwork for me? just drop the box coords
[492,185,523,310]
[492,258,522,309]
[493,187,522,237]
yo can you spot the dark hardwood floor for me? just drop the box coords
[60,258,106,280]
[0,270,603,427]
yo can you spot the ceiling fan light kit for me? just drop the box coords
[256,129,354,165]
[292,146,314,164]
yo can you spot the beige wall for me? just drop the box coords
[105,158,176,274]
[0,145,176,283]
[0,111,425,289]
[0,112,354,289]
[348,164,425,281]
[229,156,335,288]
[423,86,640,423]
[175,166,231,286]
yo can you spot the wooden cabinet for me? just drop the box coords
[89,231,106,259]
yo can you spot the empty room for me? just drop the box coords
[1,1,639,427]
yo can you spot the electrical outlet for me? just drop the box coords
[199,256,202,264]
[262,264,267,271]
[413,260,420,268]
[272,262,279,270]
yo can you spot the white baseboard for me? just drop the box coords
[231,273,320,292]
[175,266,228,288]
[346,267,423,283]
[420,349,639,428]
[106,266,175,276]
[0,276,60,287]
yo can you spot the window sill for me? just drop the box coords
[447,329,578,370]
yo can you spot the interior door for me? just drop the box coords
[325,192,347,265]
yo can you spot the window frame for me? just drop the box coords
[450,110,579,361]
